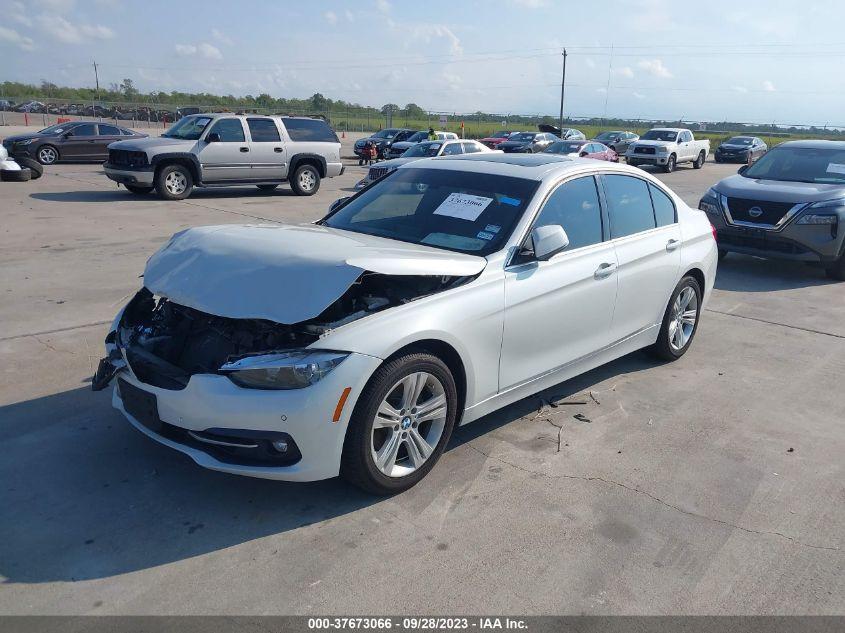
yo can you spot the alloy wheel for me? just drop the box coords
[668,286,698,351]
[298,168,316,192]
[370,372,448,478]
[38,147,57,164]
[164,171,187,196]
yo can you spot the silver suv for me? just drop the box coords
[104,113,343,200]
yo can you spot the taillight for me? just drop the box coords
[710,223,718,242]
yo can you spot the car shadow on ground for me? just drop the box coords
[714,254,836,292]
[0,351,654,584]
[29,188,298,204]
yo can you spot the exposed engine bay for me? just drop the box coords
[110,272,470,390]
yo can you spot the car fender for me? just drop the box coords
[150,153,202,182]
[289,153,328,177]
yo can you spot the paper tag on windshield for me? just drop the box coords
[827,163,845,175]
[433,193,493,221]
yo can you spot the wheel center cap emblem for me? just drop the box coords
[748,206,764,218]
[401,416,412,430]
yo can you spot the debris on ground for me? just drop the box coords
[573,413,591,424]
[787,447,794,453]
[589,391,601,405]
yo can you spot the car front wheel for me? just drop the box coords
[155,164,193,200]
[663,154,677,173]
[341,352,458,495]
[650,275,702,361]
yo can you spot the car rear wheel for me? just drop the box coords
[663,154,677,173]
[693,151,706,169]
[15,156,43,179]
[649,275,702,361]
[125,184,153,194]
[1,167,32,182]
[37,145,59,165]
[155,164,193,200]
[341,352,458,495]
[290,163,320,196]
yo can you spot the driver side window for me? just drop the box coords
[532,176,604,251]
[441,143,463,155]
[207,118,245,142]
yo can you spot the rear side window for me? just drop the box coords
[649,184,677,226]
[282,118,339,142]
[98,124,121,135]
[533,176,603,250]
[442,143,462,155]
[247,118,281,142]
[208,118,245,142]
[73,123,96,136]
[462,142,482,154]
[603,175,656,238]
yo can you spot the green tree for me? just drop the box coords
[120,78,138,100]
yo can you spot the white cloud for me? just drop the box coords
[637,58,672,78]
[614,66,634,78]
[584,57,596,69]
[0,25,35,51]
[324,11,338,25]
[732,86,748,93]
[9,1,32,26]
[35,14,114,43]
[175,42,222,60]
[762,80,776,92]
[375,0,391,13]
[510,0,548,7]
[408,24,462,55]
[344,9,355,22]
[211,28,232,45]
[35,0,76,12]
[631,0,677,32]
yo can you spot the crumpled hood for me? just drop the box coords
[109,136,196,153]
[143,224,487,324]
[714,174,845,203]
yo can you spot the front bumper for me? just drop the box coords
[104,164,155,186]
[110,351,383,481]
[715,151,749,163]
[626,152,669,165]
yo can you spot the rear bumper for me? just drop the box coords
[326,161,344,178]
[104,164,155,186]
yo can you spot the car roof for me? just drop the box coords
[775,140,845,150]
[650,127,686,132]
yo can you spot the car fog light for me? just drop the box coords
[272,440,288,453]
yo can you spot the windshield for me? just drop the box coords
[406,131,428,143]
[642,130,679,142]
[36,124,68,135]
[403,142,442,157]
[322,167,540,256]
[162,116,212,140]
[726,137,753,145]
[545,141,584,154]
[595,131,620,140]
[743,146,845,184]
[509,133,536,142]
[373,129,398,139]
[491,131,511,138]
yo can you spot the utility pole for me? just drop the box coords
[93,60,100,102]
[558,48,567,132]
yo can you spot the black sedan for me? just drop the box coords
[497,131,556,153]
[1,121,147,165]
[353,128,416,158]
[714,136,767,164]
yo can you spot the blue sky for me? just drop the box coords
[2,0,845,125]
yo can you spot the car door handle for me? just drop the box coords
[666,239,680,252]
[274,147,283,153]
[240,147,249,152]
[594,262,617,279]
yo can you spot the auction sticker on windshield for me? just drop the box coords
[827,163,845,175]
[433,193,493,221]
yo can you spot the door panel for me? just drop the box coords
[197,118,252,181]
[95,124,123,159]
[61,123,98,159]
[246,118,286,180]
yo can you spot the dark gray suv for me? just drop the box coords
[699,140,845,280]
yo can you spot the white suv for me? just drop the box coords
[104,114,343,199]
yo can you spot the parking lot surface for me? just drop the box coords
[0,154,843,614]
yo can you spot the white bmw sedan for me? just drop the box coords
[94,153,717,494]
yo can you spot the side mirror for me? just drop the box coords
[738,164,749,175]
[531,225,570,261]
[206,132,220,143]
[329,196,350,213]
[579,151,589,157]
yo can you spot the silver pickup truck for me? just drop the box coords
[626,128,710,173]
[104,113,343,200]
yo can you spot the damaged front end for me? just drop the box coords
[92,271,471,392]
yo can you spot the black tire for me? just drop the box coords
[824,253,845,281]
[627,158,639,167]
[649,275,703,362]
[14,156,43,179]
[715,156,722,163]
[340,352,458,495]
[290,163,321,196]
[693,151,706,169]
[1,167,32,182]
[718,249,729,261]
[663,154,677,173]
[154,164,193,200]
[125,184,153,194]
[257,184,279,191]
[36,145,59,165]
